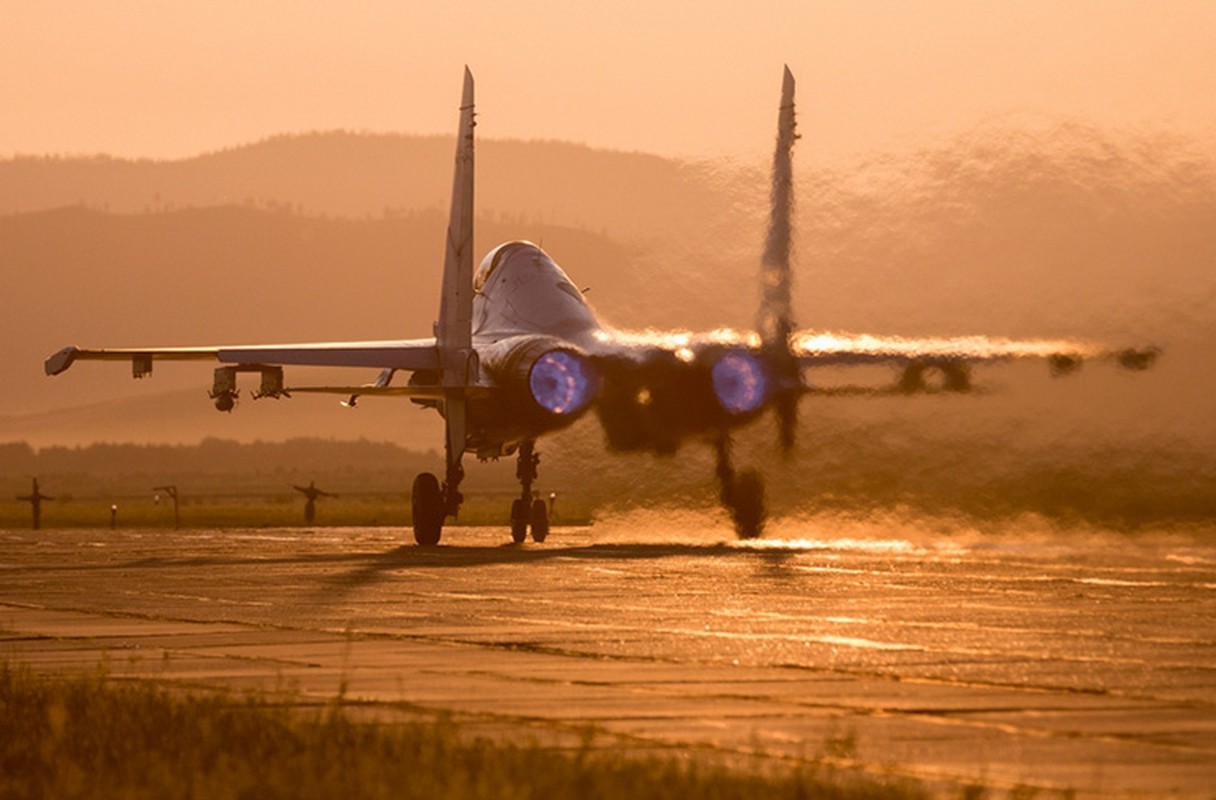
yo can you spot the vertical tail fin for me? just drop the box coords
[757,65,801,454]
[757,65,797,348]
[437,67,476,506]
[438,66,476,384]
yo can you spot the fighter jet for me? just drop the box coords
[45,67,1158,545]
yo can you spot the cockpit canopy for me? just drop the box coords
[475,241,529,291]
[473,241,599,340]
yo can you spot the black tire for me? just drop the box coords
[732,470,766,539]
[530,498,549,543]
[510,499,528,544]
[411,472,444,546]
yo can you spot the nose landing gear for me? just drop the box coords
[715,434,766,539]
[510,440,549,543]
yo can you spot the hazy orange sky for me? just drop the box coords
[3,1,1214,163]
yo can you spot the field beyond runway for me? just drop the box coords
[2,521,1214,797]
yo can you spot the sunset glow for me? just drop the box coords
[3,2,1213,161]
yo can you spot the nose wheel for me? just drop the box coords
[510,441,549,543]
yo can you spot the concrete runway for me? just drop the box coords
[2,521,1214,797]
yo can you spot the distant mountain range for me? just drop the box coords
[0,132,742,238]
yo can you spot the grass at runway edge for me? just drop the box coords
[0,664,934,800]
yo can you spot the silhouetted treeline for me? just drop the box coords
[3,423,1213,529]
[1,437,426,473]
[0,438,471,497]
[554,419,1216,531]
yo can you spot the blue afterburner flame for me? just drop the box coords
[529,350,595,414]
[711,351,769,414]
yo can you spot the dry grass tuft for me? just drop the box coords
[0,663,930,800]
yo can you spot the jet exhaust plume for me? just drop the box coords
[792,331,1106,361]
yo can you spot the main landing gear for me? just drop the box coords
[410,458,465,546]
[509,440,549,544]
[411,473,443,545]
[715,434,765,539]
[411,442,549,546]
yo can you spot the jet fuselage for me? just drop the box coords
[463,241,770,457]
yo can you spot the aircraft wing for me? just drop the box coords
[45,339,440,377]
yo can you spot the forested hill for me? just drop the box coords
[0,132,739,239]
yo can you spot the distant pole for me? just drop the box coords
[153,485,179,529]
[16,478,53,531]
[110,504,118,530]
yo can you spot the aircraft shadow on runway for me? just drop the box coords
[20,540,800,603]
[323,541,769,595]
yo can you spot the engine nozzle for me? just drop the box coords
[529,350,596,415]
[711,351,769,415]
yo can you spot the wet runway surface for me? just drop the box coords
[2,522,1214,797]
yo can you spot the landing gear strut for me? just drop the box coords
[715,434,765,539]
[510,440,549,543]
